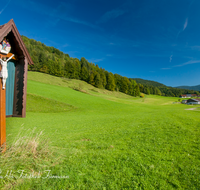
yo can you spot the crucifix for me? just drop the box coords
[0,53,15,152]
[0,54,15,89]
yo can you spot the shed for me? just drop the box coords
[0,19,33,117]
[0,19,33,149]
[187,99,200,105]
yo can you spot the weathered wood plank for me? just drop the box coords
[0,64,6,151]
[13,60,24,117]
[22,57,28,118]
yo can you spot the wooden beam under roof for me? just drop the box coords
[0,53,18,60]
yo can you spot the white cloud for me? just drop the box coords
[88,58,104,63]
[190,46,200,51]
[161,68,171,70]
[169,54,173,62]
[183,18,188,31]
[0,0,11,14]
[106,54,113,57]
[62,43,69,47]
[173,60,200,67]
[160,59,200,71]
[45,18,60,28]
[97,9,126,23]
[176,17,189,39]
[15,0,99,29]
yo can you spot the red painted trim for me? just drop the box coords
[0,78,6,151]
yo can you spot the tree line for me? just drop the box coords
[21,36,199,97]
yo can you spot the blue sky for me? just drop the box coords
[1,0,200,87]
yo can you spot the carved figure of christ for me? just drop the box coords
[0,54,15,89]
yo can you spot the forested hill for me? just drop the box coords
[21,35,199,97]
[132,78,166,88]
[176,85,200,91]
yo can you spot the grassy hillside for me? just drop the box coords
[132,78,167,87]
[176,84,200,91]
[2,71,200,189]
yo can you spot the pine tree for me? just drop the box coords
[100,72,107,88]
[114,74,122,91]
[130,80,137,96]
[89,72,95,86]
[120,77,130,94]
[94,73,102,88]
[135,84,140,96]
[106,73,116,91]
[155,87,162,95]
[146,87,150,95]
[80,66,89,82]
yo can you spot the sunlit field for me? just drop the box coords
[1,71,199,189]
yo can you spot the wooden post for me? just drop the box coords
[22,57,28,118]
[0,65,6,151]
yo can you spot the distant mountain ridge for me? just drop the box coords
[132,78,167,88]
[176,85,200,91]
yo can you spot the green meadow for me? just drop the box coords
[1,71,200,189]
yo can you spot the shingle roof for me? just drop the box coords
[188,99,200,102]
[0,19,33,65]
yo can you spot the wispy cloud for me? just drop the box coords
[176,17,189,39]
[64,51,79,57]
[160,59,200,71]
[173,60,200,67]
[97,9,126,23]
[88,58,104,63]
[16,0,100,29]
[45,18,60,28]
[66,51,78,54]
[106,54,113,57]
[161,68,171,70]
[109,42,115,45]
[64,17,99,29]
[183,18,188,31]
[169,54,173,62]
[0,0,11,14]
[62,43,69,47]
[133,53,169,58]
[190,46,200,51]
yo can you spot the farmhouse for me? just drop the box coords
[186,99,200,105]
[179,94,198,98]
[0,19,33,148]
[181,99,188,104]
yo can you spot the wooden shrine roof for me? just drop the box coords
[0,19,33,65]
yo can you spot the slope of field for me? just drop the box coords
[2,72,200,189]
